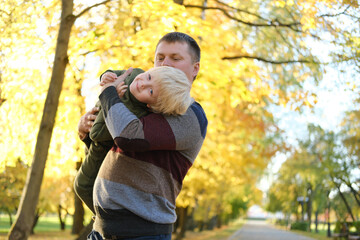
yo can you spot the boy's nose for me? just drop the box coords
[140,80,147,88]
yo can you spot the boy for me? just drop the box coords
[74,66,192,213]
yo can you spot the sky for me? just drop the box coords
[258,62,358,193]
[257,27,359,192]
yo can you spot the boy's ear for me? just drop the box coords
[147,104,152,109]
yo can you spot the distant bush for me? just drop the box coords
[290,221,309,231]
[353,221,360,232]
[335,221,360,233]
[275,219,289,226]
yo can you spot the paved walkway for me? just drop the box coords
[228,220,315,240]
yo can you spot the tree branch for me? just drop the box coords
[183,4,301,28]
[222,55,319,64]
[80,44,123,56]
[214,0,268,21]
[74,0,111,19]
[0,9,11,17]
[318,5,351,18]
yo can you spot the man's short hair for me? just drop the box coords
[156,32,201,64]
[148,66,192,116]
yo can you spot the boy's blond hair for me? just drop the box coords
[148,66,192,115]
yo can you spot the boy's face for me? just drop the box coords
[154,41,199,84]
[129,71,159,105]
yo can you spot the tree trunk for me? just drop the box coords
[30,211,40,234]
[72,161,85,234]
[175,207,188,240]
[315,210,319,233]
[307,185,313,232]
[6,210,13,226]
[336,185,356,222]
[7,1,75,239]
[348,183,360,207]
[216,214,222,228]
[58,205,66,231]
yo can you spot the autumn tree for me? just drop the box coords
[0,159,27,225]
[7,0,110,239]
[0,0,359,239]
[268,123,360,231]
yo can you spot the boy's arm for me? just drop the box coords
[90,68,142,142]
[99,86,207,152]
[77,69,126,145]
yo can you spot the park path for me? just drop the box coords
[228,220,315,240]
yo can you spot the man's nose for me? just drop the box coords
[161,57,172,66]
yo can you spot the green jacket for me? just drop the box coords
[74,68,150,213]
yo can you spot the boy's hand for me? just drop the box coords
[100,68,133,93]
[100,72,117,86]
[116,81,128,98]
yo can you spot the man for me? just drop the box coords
[78,32,207,240]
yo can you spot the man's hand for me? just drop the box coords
[78,106,99,140]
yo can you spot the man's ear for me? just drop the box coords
[192,62,200,81]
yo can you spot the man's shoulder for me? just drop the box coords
[190,101,206,116]
[189,101,207,138]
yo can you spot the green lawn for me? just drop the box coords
[0,214,75,240]
[274,221,335,240]
[177,218,245,240]
[0,214,73,232]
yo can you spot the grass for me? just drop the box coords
[290,230,329,240]
[175,219,244,240]
[0,214,76,240]
[274,221,335,240]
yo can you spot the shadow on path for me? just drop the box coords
[228,220,315,240]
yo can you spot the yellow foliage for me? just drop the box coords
[3,0,348,220]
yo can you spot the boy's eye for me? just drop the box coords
[150,89,153,95]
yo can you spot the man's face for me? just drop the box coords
[154,41,199,84]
